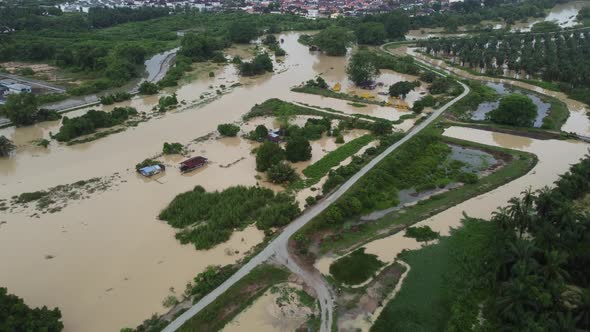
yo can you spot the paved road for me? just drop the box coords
[0,72,66,93]
[162,50,470,331]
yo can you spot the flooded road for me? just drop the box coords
[0,32,419,331]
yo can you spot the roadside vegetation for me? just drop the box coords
[177,265,290,332]
[374,154,590,332]
[0,93,61,126]
[99,92,132,105]
[159,185,300,249]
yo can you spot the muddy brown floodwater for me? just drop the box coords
[0,32,420,331]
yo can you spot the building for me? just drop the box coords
[180,156,208,173]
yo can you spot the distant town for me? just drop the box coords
[56,0,458,19]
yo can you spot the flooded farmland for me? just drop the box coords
[0,32,419,331]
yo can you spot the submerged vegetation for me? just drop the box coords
[0,287,64,332]
[52,107,138,142]
[159,185,300,249]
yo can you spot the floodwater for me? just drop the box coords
[471,82,551,127]
[0,31,423,331]
[511,1,588,32]
[222,282,314,332]
[407,48,590,136]
[361,126,588,266]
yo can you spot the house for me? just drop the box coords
[180,156,208,173]
[137,164,165,177]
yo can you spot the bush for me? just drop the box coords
[335,134,344,143]
[256,142,285,171]
[158,93,178,111]
[488,94,537,127]
[285,136,312,162]
[217,123,240,137]
[0,136,16,157]
[267,161,298,184]
[99,92,131,105]
[458,172,478,184]
[163,142,183,155]
[305,196,317,206]
[136,158,159,170]
[304,76,329,89]
[239,53,273,76]
[53,107,137,142]
[404,226,439,242]
[371,120,392,136]
[138,81,159,95]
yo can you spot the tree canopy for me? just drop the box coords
[256,142,285,172]
[389,81,420,98]
[488,94,537,127]
[347,51,380,86]
[312,26,355,56]
[0,287,64,332]
[285,136,312,162]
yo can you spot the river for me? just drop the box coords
[0,32,419,331]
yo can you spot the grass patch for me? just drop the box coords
[178,264,289,332]
[329,248,385,286]
[301,134,374,185]
[541,95,569,131]
[371,219,494,331]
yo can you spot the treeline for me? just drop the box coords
[419,31,590,105]
[159,185,300,249]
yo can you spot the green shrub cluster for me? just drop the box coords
[0,287,64,332]
[99,92,131,105]
[53,107,137,142]
[404,225,439,242]
[138,81,159,95]
[158,93,178,111]
[217,123,240,137]
[159,185,300,249]
[163,142,183,154]
[135,158,160,170]
[238,53,273,76]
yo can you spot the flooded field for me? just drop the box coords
[0,31,422,331]
[511,1,588,32]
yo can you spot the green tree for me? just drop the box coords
[138,81,159,95]
[355,22,386,45]
[312,26,355,56]
[488,94,537,127]
[217,123,240,137]
[228,20,258,43]
[1,93,39,126]
[347,51,380,85]
[371,120,392,136]
[267,161,298,184]
[0,287,64,332]
[256,141,285,171]
[254,124,269,140]
[389,81,419,98]
[285,136,312,162]
[0,136,15,157]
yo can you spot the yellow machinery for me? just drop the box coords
[333,82,341,92]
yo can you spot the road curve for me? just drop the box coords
[162,46,470,332]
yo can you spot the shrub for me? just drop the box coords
[335,134,344,143]
[138,81,159,95]
[53,107,137,142]
[285,136,312,162]
[405,226,440,242]
[217,123,240,137]
[267,161,298,184]
[305,196,317,206]
[238,53,273,76]
[163,142,183,154]
[158,94,178,111]
[458,172,478,184]
[0,136,16,156]
[488,94,537,127]
[136,158,159,170]
[256,142,285,171]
